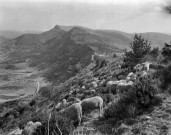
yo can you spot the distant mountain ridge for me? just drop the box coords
[0,30,41,39]
[56,25,171,50]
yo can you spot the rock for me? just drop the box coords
[118,75,125,80]
[140,115,151,122]
[8,128,22,135]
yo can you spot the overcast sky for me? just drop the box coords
[0,0,171,33]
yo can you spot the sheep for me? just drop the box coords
[150,63,165,70]
[57,102,82,127]
[126,72,137,82]
[91,81,98,88]
[130,74,137,82]
[117,75,125,80]
[127,72,134,78]
[22,121,41,135]
[61,99,67,104]
[116,81,134,95]
[55,102,61,109]
[107,80,126,94]
[67,97,81,103]
[82,86,86,90]
[83,89,95,95]
[157,64,165,70]
[54,99,68,111]
[80,96,103,117]
[134,64,143,72]
[142,61,151,71]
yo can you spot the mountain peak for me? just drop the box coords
[52,25,61,31]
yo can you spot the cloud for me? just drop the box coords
[163,1,171,14]
[0,0,171,33]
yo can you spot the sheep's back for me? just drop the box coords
[63,103,81,120]
[81,97,102,112]
[117,83,132,93]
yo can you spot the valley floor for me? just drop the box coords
[0,61,48,103]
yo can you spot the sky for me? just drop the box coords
[0,0,171,33]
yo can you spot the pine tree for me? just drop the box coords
[161,42,171,63]
[123,34,151,68]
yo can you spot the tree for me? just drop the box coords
[123,34,151,68]
[150,47,159,58]
[161,42,171,63]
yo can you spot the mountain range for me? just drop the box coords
[0,25,171,83]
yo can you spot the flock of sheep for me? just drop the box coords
[21,96,103,135]
[21,61,165,135]
[107,61,152,95]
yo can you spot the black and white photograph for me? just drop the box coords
[0,0,171,134]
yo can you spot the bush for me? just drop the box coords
[113,53,117,58]
[104,78,157,120]
[160,65,171,91]
[17,109,75,135]
[34,113,75,135]
[93,57,108,71]
[131,79,156,108]
[39,85,54,99]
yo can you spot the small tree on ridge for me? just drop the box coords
[123,34,151,68]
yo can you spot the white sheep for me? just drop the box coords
[80,96,103,117]
[67,97,81,103]
[58,102,82,127]
[22,121,41,135]
[126,72,137,82]
[107,80,126,94]
[142,61,151,71]
[61,99,67,104]
[83,89,96,95]
[116,81,134,95]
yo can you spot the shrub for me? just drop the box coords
[104,78,157,120]
[113,53,117,58]
[150,47,159,58]
[160,65,171,91]
[131,79,156,108]
[39,85,54,99]
[93,57,108,71]
[34,113,75,135]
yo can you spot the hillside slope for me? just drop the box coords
[0,36,9,44]
[30,28,95,83]
[1,25,171,84]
